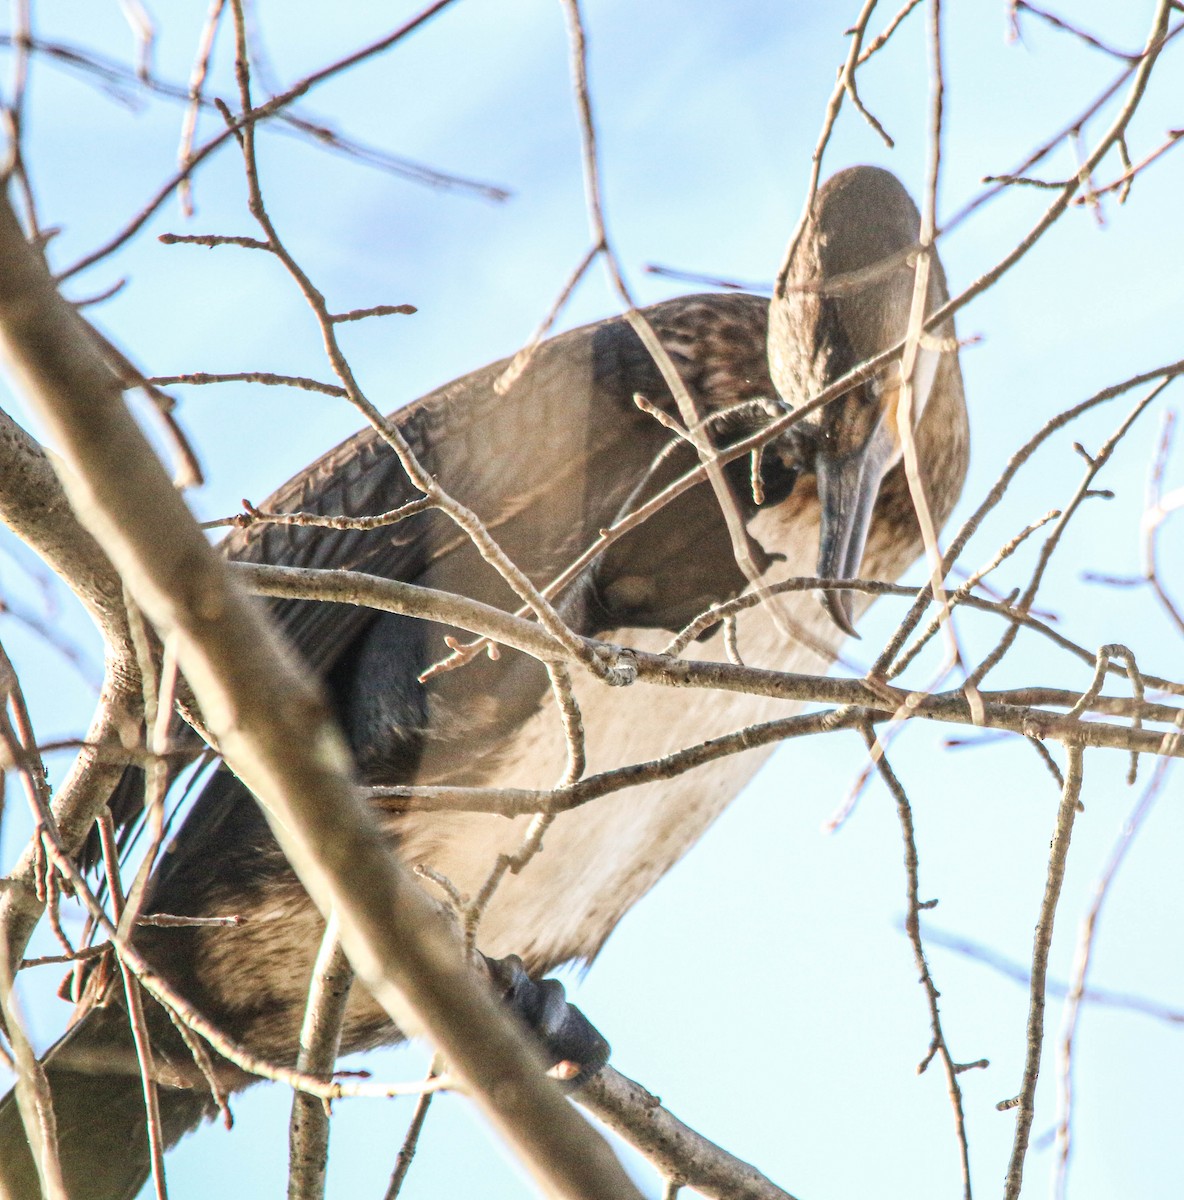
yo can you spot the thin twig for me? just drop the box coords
[1064,644,1143,783]
[58,0,469,281]
[383,1060,441,1199]
[917,923,1184,1025]
[222,496,434,535]
[1012,1,1140,61]
[157,232,270,250]
[224,5,597,677]
[1141,409,1184,634]
[148,370,346,396]
[558,0,840,667]
[887,511,1060,682]
[35,827,454,1099]
[97,812,169,1200]
[642,262,771,294]
[861,721,976,1200]
[1000,744,1084,1200]
[288,919,354,1200]
[495,244,601,395]
[1054,744,1179,1199]
[1078,128,1184,205]
[858,0,925,63]
[968,383,1169,689]
[0,711,67,1198]
[330,304,416,323]
[578,1066,800,1200]
[872,358,1184,680]
[177,0,227,216]
[886,0,980,741]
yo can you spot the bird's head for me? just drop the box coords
[768,165,950,636]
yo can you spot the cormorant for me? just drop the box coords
[0,166,968,1200]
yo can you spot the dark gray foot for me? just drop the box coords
[485,953,610,1086]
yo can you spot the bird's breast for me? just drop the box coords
[391,500,843,974]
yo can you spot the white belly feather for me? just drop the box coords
[393,503,847,970]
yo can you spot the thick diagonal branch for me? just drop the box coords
[0,183,640,1200]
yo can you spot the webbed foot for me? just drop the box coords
[485,953,610,1087]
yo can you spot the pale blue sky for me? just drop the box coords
[1,2,1182,1197]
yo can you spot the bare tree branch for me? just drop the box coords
[1001,743,1085,1200]
[287,920,353,1200]
[578,1067,800,1200]
[0,181,642,1200]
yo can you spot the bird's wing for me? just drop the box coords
[99,293,778,848]
[224,292,777,673]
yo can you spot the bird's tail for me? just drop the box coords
[0,1004,215,1200]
